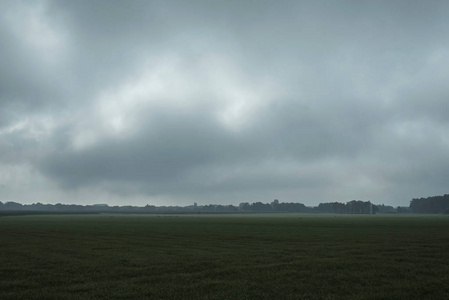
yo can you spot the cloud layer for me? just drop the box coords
[1,0,449,206]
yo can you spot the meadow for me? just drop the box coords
[1,213,448,299]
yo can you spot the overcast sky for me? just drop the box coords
[1,0,449,207]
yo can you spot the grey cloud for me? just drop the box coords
[2,0,449,206]
[40,109,245,187]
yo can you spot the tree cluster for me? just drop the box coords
[315,200,377,214]
[238,200,309,213]
[0,200,373,214]
[410,194,449,214]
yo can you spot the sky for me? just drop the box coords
[1,0,449,207]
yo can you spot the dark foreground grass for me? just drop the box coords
[1,214,449,299]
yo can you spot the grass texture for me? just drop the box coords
[1,214,449,299]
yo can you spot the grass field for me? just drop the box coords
[1,213,449,299]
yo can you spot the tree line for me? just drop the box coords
[5,193,449,214]
[0,199,415,214]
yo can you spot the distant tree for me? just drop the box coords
[144,205,156,210]
[239,202,250,211]
[271,199,280,211]
[3,202,23,210]
[396,206,410,214]
[333,202,347,214]
[410,194,449,214]
[345,200,374,214]
[277,202,308,213]
[226,205,239,212]
[251,202,272,212]
[317,203,334,213]
[377,204,395,214]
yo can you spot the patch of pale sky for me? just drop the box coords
[0,116,55,143]
[2,0,68,66]
[72,53,278,152]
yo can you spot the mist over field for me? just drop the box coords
[1,1,449,207]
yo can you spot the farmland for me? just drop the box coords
[1,214,449,299]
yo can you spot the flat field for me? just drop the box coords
[1,213,449,299]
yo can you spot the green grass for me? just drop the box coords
[1,214,449,299]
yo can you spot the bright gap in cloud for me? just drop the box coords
[2,1,68,65]
[70,54,278,151]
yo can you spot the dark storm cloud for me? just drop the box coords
[1,0,449,206]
